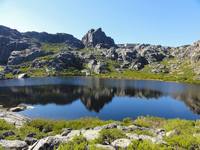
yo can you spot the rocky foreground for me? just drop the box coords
[0,108,200,150]
[0,25,200,83]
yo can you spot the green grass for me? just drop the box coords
[0,118,113,141]
[95,129,126,144]
[128,140,171,150]
[0,66,3,72]
[41,43,69,53]
[58,135,88,150]
[1,117,200,149]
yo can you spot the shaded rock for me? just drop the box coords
[88,60,108,74]
[29,135,69,150]
[82,28,116,48]
[61,128,72,136]
[24,137,37,145]
[151,64,169,74]
[50,51,83,71]
[2,131,15,137]
[111,138,131,149]
[27,133,37,138]
[8,48,48,65]
[9,104,29,112]
[0,140,28,150]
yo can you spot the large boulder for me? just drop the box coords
[51,52,83,70]
[137,44,170,63]
[0,37,30,64]
[0,140,28,150]
[82,28,116,48]
[87,60,108,74]
[8,48,48,65]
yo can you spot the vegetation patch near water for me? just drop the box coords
[0,117,200,149]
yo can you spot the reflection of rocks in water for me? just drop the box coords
[0,85,163,112]
[172,88,200,114]
[80,88,114,112]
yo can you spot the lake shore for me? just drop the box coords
[0,109,200,150]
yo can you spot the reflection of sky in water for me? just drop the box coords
[0,77,200,120]
[19,96,200,120]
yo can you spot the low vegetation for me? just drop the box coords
[95,129,126,144]
[41,43,69,53]
[0,117,200,149]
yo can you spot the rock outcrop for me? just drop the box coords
[8,47,49,65]
[0,110,30,127]
[82,28,116,48]
[23,32,84,49]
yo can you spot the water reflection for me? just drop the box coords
[0,77,199,119]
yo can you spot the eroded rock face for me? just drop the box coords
[82,28,116,48]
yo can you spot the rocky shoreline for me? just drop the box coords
[0,108,200,150]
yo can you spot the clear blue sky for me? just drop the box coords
[0,0,200,46]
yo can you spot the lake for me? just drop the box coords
[0,77,200,120]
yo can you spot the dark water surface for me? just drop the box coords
[0,77,200,120]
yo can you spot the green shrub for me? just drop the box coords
[26,118,113,135]
[0,119,15,130]
[58,135,88,150]
[96,129,126,144]
[122,117,133,126]
[128,140,171,150]
[163,119,195,131]
[0,145,3,150]
[134,116,165,128]
[165,134,200,149]
[132,129,154,136]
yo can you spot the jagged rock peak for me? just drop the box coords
[82,28,116,49]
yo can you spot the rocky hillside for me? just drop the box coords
[0,25,200,83]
